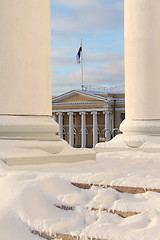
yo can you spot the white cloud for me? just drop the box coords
[52,47,123,69]
[51,46,75,67]
[53,0,98,9]
[52,54,124,95]
[51,0,124,34]
[85,52,123,63]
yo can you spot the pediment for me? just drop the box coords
[58,93,101,103]
[53,90,106,104]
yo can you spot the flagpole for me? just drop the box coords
[81,39,84,91]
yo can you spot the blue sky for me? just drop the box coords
[50,0,124,95]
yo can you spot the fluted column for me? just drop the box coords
[68,112,74,147]
[111,112,114,133]
[58,112,63,139]
[91,111,98,148]
[103,111,111,141]
[80,112,86,148]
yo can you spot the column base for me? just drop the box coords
[0,116,95,166]
[96,119,160,153]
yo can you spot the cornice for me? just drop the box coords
[52,99,124,108]
[52,100,107,107]
[52,107,115,113]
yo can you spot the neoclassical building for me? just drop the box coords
[52,89,125,148]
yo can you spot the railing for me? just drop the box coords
[99,128,122,142]
[82,85,110,92]
[111,128,122,138]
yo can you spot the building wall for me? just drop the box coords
[62,112,94,148]
[115,111,125,129]
[54,110,125,148]
[52,91,125,148]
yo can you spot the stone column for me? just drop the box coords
[0,0,52,116]
[80,112,86,148]
[0,0,96,164]
[120,0,160,137]
[0,0,60,141]
[58,112,63,139]
[111,112,114,133]
[68,112,74,147]
[103,111,111,141]
[96,0,160,152]
[92,111,98,148]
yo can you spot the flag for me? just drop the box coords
[76,42,82,64]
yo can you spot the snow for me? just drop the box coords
[1,151,160,239]
[96,134,160,150]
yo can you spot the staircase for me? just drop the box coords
[32,180,160,240]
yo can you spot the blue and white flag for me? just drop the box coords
[76,42,82,64]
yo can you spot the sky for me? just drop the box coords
[50,0,124,96]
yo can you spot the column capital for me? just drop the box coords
[79,111,87,116]
[91,111,98,115]
[67,112,74,116]
[56,112,63,116]
[103,110,112,115]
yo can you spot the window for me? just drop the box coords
[91,128,100,134]
[79,128,88,134]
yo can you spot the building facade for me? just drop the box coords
[52,90,125,148]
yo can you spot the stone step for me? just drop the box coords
[71,182,160,194]
[32,230,102,240]
[32,182,158,240]
[54,204,139,218]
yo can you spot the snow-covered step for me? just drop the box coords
[32,230,102,240]
[56,182,160,217]
[71,182,160,194]
[54,204,139,218]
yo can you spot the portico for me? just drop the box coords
[56,109,113,148]
[53,90,125,148]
